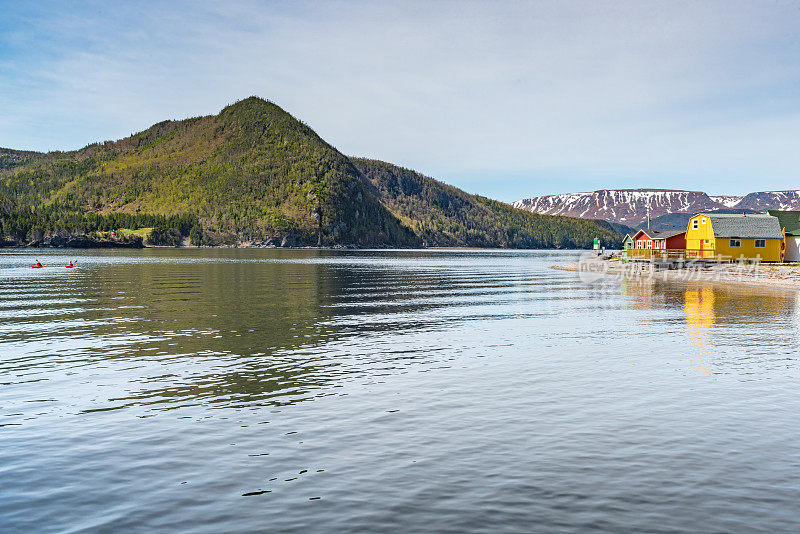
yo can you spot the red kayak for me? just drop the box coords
[66,265,74,269]
[31,265,44,269]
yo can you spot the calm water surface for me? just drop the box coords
[1,249,799,533]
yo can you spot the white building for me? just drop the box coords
[768,211,800,262]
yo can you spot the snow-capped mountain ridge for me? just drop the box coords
[513,189,800,225]
[708,195,743,208]
[735,191,800,212]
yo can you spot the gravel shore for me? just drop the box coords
[553,258,800,292]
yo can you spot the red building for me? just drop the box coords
[632,229,687,250]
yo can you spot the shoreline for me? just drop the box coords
[553,258,800,292]
[1,243,593,251]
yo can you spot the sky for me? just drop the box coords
[1,0,799,202]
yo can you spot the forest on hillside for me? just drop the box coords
[0,97,621,249]
[354,159,621,249]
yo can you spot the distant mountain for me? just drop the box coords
[735,191,800,212]
[644,209,759,231]
[512,189,724,225]
[0,97,618,249]
[514,188,800,226]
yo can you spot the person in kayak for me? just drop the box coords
[66,261,75,268]
[34,260,43,268]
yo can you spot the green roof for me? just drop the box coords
[768,210,800,236]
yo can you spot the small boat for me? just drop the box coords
[31,265,44,269]
[65,264,74,269]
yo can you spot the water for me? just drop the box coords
[1,249,799,533]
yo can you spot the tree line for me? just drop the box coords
[0,203,201,247]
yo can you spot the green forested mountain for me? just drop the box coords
[353,159,620,248]
[0,97,618,248]
[0,97,416,247]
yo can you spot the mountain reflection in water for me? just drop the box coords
[2,249,800,533]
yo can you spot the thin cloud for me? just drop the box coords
[1,0,799,200]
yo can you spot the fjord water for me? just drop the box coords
[2,249,799,533]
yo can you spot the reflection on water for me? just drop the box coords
[620,277,797,378]
[684,287,716,376]
[2,249,800,533]
[684,287,716,339]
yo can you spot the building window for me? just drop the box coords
[692,219,699,230]
[702,218,707,224]
[646,240,652,249]
[755,239,766,248]
[730,239,741,247]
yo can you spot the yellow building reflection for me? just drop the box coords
[622,276,798,376]
[684,287,715,342]
[684,287,716,376]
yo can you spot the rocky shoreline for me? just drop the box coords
[4,236,144,249]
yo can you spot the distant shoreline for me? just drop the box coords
[1,241,144,249]
[554,258,800,292]
[1,243,594,251]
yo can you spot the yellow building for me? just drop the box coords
[685,213,784,262]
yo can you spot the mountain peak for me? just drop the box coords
[219,96,294,124]
[222,95,277,113]
[213,95,329,151]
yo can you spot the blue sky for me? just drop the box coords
[1,0,799,201]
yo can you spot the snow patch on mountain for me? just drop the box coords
[513,189,721,224]
[735,191,800,212]
[513,189,800,225]
[709,195,742,208]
